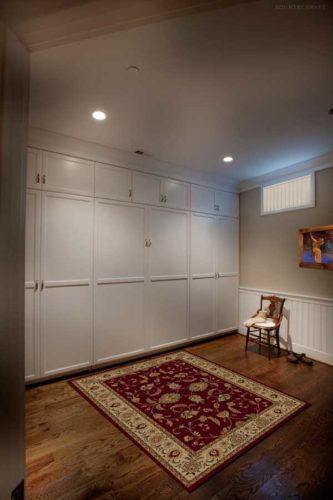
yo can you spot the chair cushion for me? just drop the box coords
[253,319,276,328]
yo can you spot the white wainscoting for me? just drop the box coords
[239,287,333,366]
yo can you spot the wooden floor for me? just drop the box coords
[26,334,333,499]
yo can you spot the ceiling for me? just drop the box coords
[28,0,333,185]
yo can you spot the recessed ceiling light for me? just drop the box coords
[223,156,233,163]
[92,110,106,120]
[127,65,140,75]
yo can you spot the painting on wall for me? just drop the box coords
[299,225,333,270]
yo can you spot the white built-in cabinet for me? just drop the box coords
[190,213,239,340]
[25,148,238,381]
[191,184,239,217]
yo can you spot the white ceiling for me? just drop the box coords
[29,0,333,185]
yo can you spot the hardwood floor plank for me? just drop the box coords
[26,334,333,499]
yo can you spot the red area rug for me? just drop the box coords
[69,351,309,491]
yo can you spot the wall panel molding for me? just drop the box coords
[239,287,333,366]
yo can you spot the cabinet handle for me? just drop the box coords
[164,195,167,203]
[40,280,44,291]
[216,204,220,211]
[148,239,152,247]
[160,194,164,202]
[36,173,40,184]
[129,189,132,198]
[145,239,149,247]
[34,280,38,291]
[42,174,46,184]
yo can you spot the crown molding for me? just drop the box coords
[238,151,333,192]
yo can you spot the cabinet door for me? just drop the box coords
[191,185,215,214]
[190,213,216,338]
[216,275,238,332]
[26,148,42,189]
[163,179,189,210]
[95,162,132,202]
[215,190,239,217]
[43,151,94,196]
[148,208,189,349]
[40,193,93,376]
[94,200,146,363]
[25,190,41,380]
[132,171,162,205]
[215,217,239,275]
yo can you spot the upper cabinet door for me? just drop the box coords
[132,171,162,205]
[42,151,94,196]
[215,190,239,218]
[95,162,132,202]
[27,148,42,189]
[163,179,189,210]
[191,185,215,214]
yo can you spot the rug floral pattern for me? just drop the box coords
[70,351,308,491]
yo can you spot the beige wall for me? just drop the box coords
[239,167,333,299]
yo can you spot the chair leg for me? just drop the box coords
[267,331,271,360]
[245,327,249,351]
[276,328,281,356]
[259,329,262,354]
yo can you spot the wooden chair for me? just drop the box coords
[245,295,285,360]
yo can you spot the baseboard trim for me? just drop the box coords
[26,329,238,387]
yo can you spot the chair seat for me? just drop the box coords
[253,319,276,329]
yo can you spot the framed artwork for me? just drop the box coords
[299,225,333,270]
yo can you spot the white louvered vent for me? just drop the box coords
[261,174,315,215]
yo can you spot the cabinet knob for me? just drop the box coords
[129,189,132,198]
[34,280,38,291]
[41,280,44,291]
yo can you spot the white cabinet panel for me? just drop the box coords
[215,218,239,274]
[95,163,132,202]
[148,280,188,349]
[163,179,189,210]
[149,208,188,278]
[216,276,238,332]
[94,200,146,363]
[132,171,161,205]
[191,213,215,276]
[94,283,145,363]
[27,148,42,189]
[41,193,93,376]
[191,185,215,214]
[42,193,93,282]
[41,286,92,375]
[95,201,146,281]
[25,190,41,380]
[215,191,239,217]
[43,151,94,196]
[190,278,215,339]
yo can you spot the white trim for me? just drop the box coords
[44,279,91,288]
[239,286,333,305]
[96,277,145,285]
[150,275,188,281]
[95,348,146,365]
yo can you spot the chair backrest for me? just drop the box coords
[260,295,285,320]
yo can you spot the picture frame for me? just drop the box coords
[299,225,333,270]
